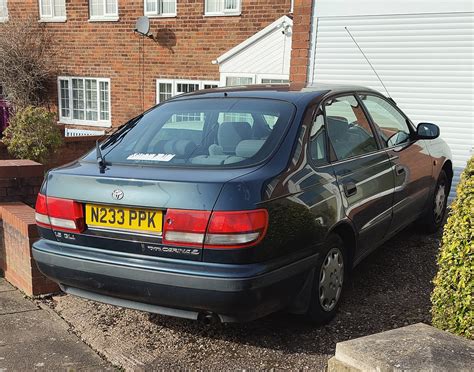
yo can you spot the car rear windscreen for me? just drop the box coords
[89,98,295,168]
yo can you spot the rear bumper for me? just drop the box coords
[32,239,318,322]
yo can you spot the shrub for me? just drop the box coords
[2,106,63,163]
[0,17,56,108]
[431,156,473,339]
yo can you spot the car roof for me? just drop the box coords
[169,83,382,105]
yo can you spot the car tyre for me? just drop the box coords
[306,233,347,324]
[421,170,449,234]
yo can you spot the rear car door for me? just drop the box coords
[358,94,433,235]
[324,95,395,259]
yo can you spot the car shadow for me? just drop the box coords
[148,223,443,356]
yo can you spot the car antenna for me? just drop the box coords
[345,27,392,99]
[96,140,107,174]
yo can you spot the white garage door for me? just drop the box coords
[308,0,474,196]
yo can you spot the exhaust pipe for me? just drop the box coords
[197,311,221,325]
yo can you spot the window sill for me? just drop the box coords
[145,14,177,18]
[39,17,67,23]
[89,16,119,22]
[0,17,8,23]
[203,12,241,17]
[58,120,112,128]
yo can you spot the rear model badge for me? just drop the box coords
[112,189,124,200]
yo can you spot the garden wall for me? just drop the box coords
[0,131,100,171]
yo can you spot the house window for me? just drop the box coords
[176,82,200,95]
[205,0,240,16]
[260,78,290,84]
[158,81,173,103]
[89,0,118,21]
[0,0,8,22]
[145,0,176,17]
[156,79,220,103]
[203,83,219,89]
[39,0,66,21]
[58,77,111,127]
[225,76,253,86]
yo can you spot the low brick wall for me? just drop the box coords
[46,135,100,169]
[0,203,59,295]
[0,134,100,171]
[0,160,44,207]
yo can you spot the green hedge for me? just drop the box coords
[431,156,473,339]
[3,106,63,163]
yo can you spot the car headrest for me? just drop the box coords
[154,139,197,157]
[327,116,349,139]
[218,122,252,153]
[235,140,265,158]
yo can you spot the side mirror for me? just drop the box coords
[417,123,440,140]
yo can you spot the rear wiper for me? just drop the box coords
[101,114,144,151]
[95,114,144,173]
[96,140,107,173]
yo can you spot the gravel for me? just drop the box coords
[42,224,442,371]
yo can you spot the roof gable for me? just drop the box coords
[213,15,293,66]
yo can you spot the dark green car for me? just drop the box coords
[32,85,452,323]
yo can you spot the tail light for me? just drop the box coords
[35,193,85,233]
[163,208,268,249]
[162,209,211,247]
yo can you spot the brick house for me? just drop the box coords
[0,0,295,132]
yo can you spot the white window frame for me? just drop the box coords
[204,0,241,17]
[39,0,67,22]
[220,73,290,86]
[220,73,255,87]
[290,0,294,13]
[0,0,8,23]
[58,76,112,127]
[89,0,119,22]
[257,74,290,84]
[144,0,177,18]
[156,79,220,103]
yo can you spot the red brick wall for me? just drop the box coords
[289,0,313,84]
[2,0,291,129]
[46,135,100,170]
[0,203,60,295]
[0,160,44,207]
[0,134,99,172]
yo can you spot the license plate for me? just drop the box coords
[85,204,163,234]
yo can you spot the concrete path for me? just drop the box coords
[0,278,112,371]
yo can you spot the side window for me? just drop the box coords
[360,95,411,147]
[325,95,378,161]
[309,114,328,165]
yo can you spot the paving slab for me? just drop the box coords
[0,279,15,293]
[0,290,38,315]
[0,309,72,346]
[0,280,113,370]
[329,323,474,372]
[0,338,111,371]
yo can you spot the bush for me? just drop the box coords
[431,156,473,339]
[0,17,56,108]
[2,106,63,163]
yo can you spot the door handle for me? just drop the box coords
[343,182,357,197]
[395,165,405,176]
